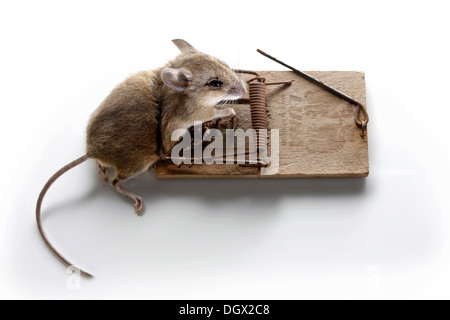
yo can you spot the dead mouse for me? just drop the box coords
[36,39,247,277]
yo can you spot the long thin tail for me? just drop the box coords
[36,154,93,278]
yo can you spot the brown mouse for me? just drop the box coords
[36,39,247,277]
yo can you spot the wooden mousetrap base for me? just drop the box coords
[156,71,369,178]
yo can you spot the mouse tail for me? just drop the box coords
[36,154,94,278]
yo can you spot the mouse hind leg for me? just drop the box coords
[112,178,144,215]
[97,161,109,183]
[110,156,160,215]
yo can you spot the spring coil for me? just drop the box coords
[248,78,268,162]
[248,80,267,130]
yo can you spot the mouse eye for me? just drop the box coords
[207,79,224,88]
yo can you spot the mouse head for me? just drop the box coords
[161,39,247,106]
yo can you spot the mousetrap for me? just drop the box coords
[156,51,369,178]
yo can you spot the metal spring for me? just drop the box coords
[248,78,268,164]
[248,78,267,130]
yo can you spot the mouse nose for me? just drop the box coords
[229,83,247,98]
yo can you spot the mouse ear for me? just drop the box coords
[161,68,193,91]
[172,39,197,54]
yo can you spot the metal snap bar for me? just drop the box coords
[256,49,369,138]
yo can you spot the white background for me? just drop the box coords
[1,0,449,299]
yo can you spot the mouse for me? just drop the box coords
[36,39,248,277]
